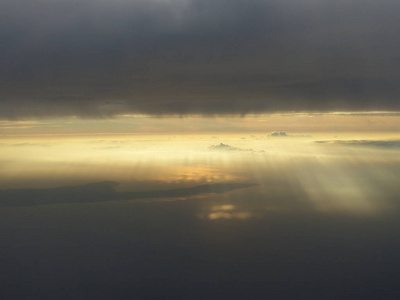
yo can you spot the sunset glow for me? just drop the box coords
[2,0,400,298]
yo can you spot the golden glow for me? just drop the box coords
[211,205,235,211]
[1,114,400,215]
[206,204,254,220]
[208,211,253,220]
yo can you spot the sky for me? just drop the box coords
[2,1,400,299]
[1,0,400,119]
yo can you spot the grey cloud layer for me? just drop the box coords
[1,0,400,118]
[0,181,256,207]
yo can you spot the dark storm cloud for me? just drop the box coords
[1,0,400,119]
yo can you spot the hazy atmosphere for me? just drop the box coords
[1,1,400,299]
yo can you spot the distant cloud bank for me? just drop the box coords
[316,140,400,149]
[0,181,257,207]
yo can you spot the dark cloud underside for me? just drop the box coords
[1,0,400,118]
